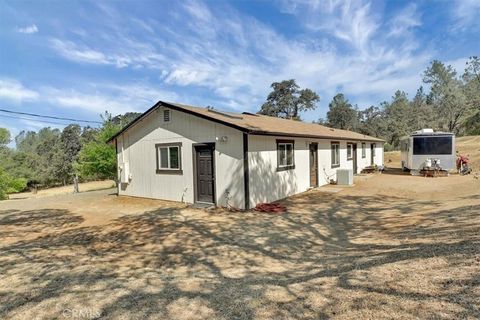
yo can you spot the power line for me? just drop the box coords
[0,114,87,126]
[0,108,102,124]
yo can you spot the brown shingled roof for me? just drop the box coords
[108,100,384,143]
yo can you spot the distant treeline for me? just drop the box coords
[0,112,140,199]
[258,58,480,151]
[1,58,479,198]
[319,58,480,150]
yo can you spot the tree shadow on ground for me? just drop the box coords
[0,190,479,319]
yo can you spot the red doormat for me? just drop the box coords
[254,203,287,213]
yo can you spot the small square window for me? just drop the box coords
[163,109,171,122]
[156,143,182,174]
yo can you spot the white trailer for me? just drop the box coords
[400,129,456,171]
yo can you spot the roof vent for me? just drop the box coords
[207,108,243,119]
[163,109,171,122]
[242,112,260,117]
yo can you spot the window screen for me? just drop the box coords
[278,143,294,166]
[331,143,340,167]
[413,136,452,155]
[277,140,294,170]
[347,144,353,159]
[160,147,169,168]
[169,146,179,169]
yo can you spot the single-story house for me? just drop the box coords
[108,101,384,209]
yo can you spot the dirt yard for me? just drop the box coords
[0,172,479,319]
[8,180,116,200]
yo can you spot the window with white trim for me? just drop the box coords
[362,142,366,158]
[277,140,295,171]
[347,143,353,160]
[331,142,340,167]
[156,143,182,174]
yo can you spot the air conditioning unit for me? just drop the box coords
[337,169,353,185]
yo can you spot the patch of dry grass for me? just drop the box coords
[0,173,479,319]
[8,180,115,200]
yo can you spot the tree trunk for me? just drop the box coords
[73,175,79,194]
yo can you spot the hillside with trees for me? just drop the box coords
[259,57,479,151]
[0,112,140,199]
[321,57,480,150]
[1,58,478,199]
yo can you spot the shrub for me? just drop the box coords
[383,143,396,152]
[0,167,27,200]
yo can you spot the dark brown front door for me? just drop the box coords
[309,143,318,187]
[195,146,215,204]
[352,144,358,174]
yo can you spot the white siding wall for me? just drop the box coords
[115,108,383,209]
[116,106,245,209]
[248,136,384,208]
[248,136,310,207]
[375,143,384,166]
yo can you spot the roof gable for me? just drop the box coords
[108,100,385,143]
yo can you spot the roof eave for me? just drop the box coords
[106,100,385,144]
[249,131,384,142]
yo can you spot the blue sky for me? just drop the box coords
[0,0,479,137]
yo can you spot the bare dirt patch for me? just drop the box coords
[0,173,479,319]
[8,180,116,200]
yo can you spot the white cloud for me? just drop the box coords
[388,3,421,37]
[50,37,165,69]
[0,79,39,103]
[0,75,178,116]
[445,57,469,75]
[19,119,64,131]
[154,0,431,110]
[453,0,480,29]
[41,82,179,115]
[50,39,110,65]
[46,0,433,115]
[280,0,381,55]
[16,24,38,34]
[183,0,212,22]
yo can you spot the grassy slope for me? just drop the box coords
[384,135,480,171]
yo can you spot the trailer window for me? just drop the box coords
[413,136,452,155]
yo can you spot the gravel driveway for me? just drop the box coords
[1,172,479,319]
